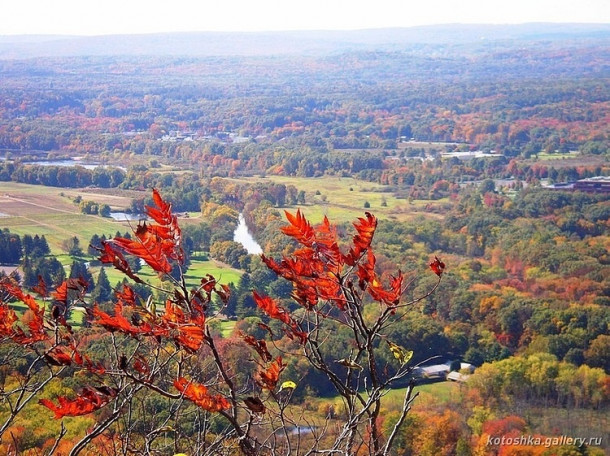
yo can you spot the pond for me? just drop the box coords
[109,212,144,221]
[23,159,125,170]
[233,214,262,255]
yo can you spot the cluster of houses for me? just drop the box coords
[545,176,610,193]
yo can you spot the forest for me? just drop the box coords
[0,25,609,455]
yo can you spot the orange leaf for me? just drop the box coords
[252,291,292,326]
[174,377,231,412]
[281,209,315,247]
[0,304,18,337]
[256,356,286,390]
[39,387,114,418]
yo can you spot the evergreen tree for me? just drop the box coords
[0,229,22,264]
[36,257,65,288]
[88,234,101,256]
[22,257,38,289]
[31,234,50,258]
[22,234,34,256]
[223,282,239,317]
[69,260,94,292]
[91,268,113,307]
[236,293,257,319]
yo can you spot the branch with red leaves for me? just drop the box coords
[248,208,444,455]
[0,189,443,456]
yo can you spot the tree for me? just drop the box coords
[0,230,22,264]
[88,233,102,256]
[30,234,50,258]
[585,334,610,372]
[91,267,112,306]
[69,260,94,292]
[98,204,111,218]
[0,189,443,455]
[63,236,83,256]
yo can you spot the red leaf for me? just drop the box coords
[244,396,266,414]
[0,279,47,344]
[174,377,231,412]
[146,188,175,226]
[253,291,292,326]
[112,228,173,274]
[98,241,143,284]
[114,284,137,306]
[32,275,48,297]
[345,212,377,265]
[243,334,272,362]
[92,302,153,337]
[256,356,286,390]
[429,256,446,277]
[281,209,315,247]
[133,355,150,375]
[44,347,73,366]
[39,387,113,418]
[367,271,404,306]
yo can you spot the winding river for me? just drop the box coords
[233,214,263,254]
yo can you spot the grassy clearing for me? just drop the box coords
[231,175,436,224]
[97,259,241,292]
[524,152,605,168]
[220,320,237,337]
[305,380,460,416]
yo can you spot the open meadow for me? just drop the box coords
[232,175,445,224]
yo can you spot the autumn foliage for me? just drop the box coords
[0,189,442,455]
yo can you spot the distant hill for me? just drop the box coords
[1,23,609,58]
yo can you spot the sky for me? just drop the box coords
[1,0,608,36]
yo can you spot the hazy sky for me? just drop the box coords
[1,0,608,35]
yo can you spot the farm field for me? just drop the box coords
[0,182,243,288]
[0,182,135,253]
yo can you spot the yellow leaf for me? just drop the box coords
[280,380,297,391]
[335,358,363,370]
[387,341,413,365]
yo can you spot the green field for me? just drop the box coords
[0,182,242,305]
[231,175,438,224]
[0,182,135,253]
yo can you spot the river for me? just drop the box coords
[233,214,263,254]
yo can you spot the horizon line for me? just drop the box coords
[2,21,609,38]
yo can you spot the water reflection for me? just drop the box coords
[234,214,263,254]
[109,212,143,221]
